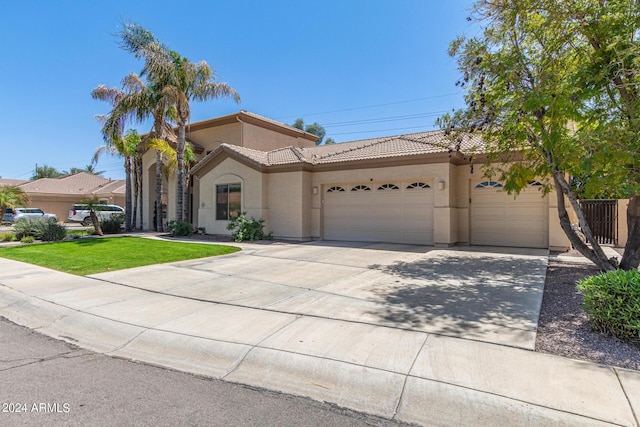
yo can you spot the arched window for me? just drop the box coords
[528,181,543,187]
[406,182,431,189]
[377,183,400,190]
[351,185,371,191]
[327,186,346,193]
[475,181,503,189]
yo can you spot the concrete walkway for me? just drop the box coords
[0,240,638,426]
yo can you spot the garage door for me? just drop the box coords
[323,181,434,244]
[471,180,548,248]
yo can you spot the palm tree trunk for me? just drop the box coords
[155,151,164,232]
[124,156,133,232]
[132,158,139,230]
[176,124,186,222]
[137,158,143,230]
[183,167,190,223]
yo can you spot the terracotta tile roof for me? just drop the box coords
[93,179,126,195]
[302,130,484,164]
[16,173,125,195]
[0,179,29,187]
[195,130,485,171]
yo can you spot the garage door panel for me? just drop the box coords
[324,184,433,245]
[471,185,548,248]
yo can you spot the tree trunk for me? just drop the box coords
[176,124,186,222]
[132,158,139,230]
[183,168,190,223]
[620,195,640,270]
[90,211,103,236]
[552,171,616,271]
[124,156,133,232]
[155,152,164,232]
[136,157,143,230]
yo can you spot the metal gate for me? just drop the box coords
[580,199,618,245]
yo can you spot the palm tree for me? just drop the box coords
[80,198,104,236]
[92,83,135,231]
[167,55,240,221]
[0,186,29,218]
[117,23,177,232]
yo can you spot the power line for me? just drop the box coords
[274,92,462,119]
[330,124,439,137]
[323,111,449,128]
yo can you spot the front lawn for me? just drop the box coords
[0,236,240,275]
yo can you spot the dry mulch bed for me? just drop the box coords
[536,259,640,370]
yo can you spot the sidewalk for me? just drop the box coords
[0,254,638,426]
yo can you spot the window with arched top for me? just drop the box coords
[406,182,431,189]
[351,185,371,191]
[327,186,346,193]
[529,181,543,187]
[475,181,503,189]
[377,183,400,190]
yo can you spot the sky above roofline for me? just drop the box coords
[0,0,477,180]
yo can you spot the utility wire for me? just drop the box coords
[330,124,439,136]
[323,111,449,127]
[274,92,462,119]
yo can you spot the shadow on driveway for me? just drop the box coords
[366,252,547,343]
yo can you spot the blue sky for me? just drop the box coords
[0,0,477,180]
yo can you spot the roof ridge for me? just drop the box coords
[313,135,398,160]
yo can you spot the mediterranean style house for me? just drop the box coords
[0,173,125,222]
[140,110,572,250]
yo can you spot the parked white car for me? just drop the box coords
[3,207,58,223]
[67,204,124,226]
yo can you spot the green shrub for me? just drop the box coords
[226,212,271,242]
[20,236,35,244]
[14,218,67,242]
[40,222,67,242]
[168,220,194,237]
[0,232,16,242]
[100,213,125,234]
[578,269,640,341]
[14,218,47,240]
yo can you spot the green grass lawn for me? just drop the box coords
[0,236,241,275]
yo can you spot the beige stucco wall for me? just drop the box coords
[241,122,316,150]
[548,191,571,250]
[618,199,629,247]
[186,122,242,152]
[141,121,315,229]
[196,158,265,235]
[265,171,312,240]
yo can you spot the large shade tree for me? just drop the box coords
[439,0,640,271]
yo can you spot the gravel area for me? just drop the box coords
[536,259,640,370]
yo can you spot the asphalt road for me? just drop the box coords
[0,317,405,427]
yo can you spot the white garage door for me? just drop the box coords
[471,181,548,248]
[323,182,434,245]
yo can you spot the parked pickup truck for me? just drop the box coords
[2,208,58,224]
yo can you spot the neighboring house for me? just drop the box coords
[140,110,571,250]
[0,173,125,222]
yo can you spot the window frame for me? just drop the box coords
[216,183,242,220]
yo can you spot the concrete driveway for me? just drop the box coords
[4,239,640,425]
[89,240,549,350]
